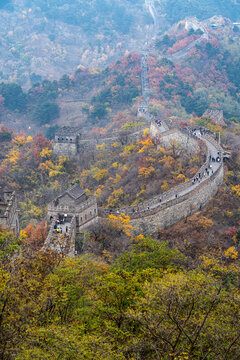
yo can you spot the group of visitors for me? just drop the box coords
[191,127,211,137]
[210,152,221,163]
[155,119,162,127]
[53,216,68,234]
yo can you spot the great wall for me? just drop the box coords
[43,1,225,254]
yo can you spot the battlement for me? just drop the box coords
[54,126,83,143]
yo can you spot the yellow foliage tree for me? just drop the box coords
[92,168,109,182]
[232,185,240,197]
[108,213,133,237]
[121,143,136,156]
[113,174,122,184]
[176,174,186,182]
[96,143,106,151]
[12,135,27,147]
[94,187,103,198]
[224,246,238,260]
[161,181,170,192]
[198,217,214,229]
[39,156,67,177]
[26,136,33,143]
[158,147,166,154]
[143,128,150,137]
[138,138,154,153]
[4,149,21,165]
[85,188,91,196]
[145,156,156,164]
[40,148,53,159]
[111,162,119,168]
[107,188,124,208]
[111,142,121,148]
[138,166,155,179]
[81,169,90,178]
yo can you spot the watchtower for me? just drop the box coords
[53,126,82,157]
[48,184,98,232]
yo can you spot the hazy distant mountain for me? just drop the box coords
[0,0,239,87]
[0,0,149,87]
[158,0,240,24]
[19,0,240,27]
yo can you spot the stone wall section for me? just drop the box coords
[99,129,211,217]
[130,164,223,232]
[53,125,148,157]
[99,129,224,233]
[77,199,98,232]
[150,122,199,154]
[53,142,78,157]
[159,128,199,153]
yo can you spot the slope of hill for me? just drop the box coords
[0,0,239,88]
[0,0,149,88]
[0,14,240,137]
[147,17,240,121]
[156,0,240,24]
[0,52,142,135]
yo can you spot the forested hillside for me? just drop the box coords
[0,0,239,86]
[0,0,148,86]
[0,52,142,135]
[157,0,240,24]
[148,19,240,121]
[1,231,240,359]
[1,18,240,137]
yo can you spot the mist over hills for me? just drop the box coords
[0,0,239,86]
[158,0,240,24]
[0,0,148,87]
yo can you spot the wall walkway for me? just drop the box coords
[99,127,224,233]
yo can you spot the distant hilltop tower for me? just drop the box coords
[53,126,82,157]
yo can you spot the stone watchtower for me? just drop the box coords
[0,190,19,235]
[53,126,82,157]
[48,184,98,232]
